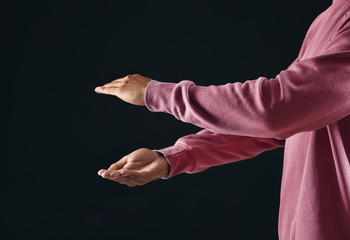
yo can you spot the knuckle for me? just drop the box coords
[121,78,129,84]
[125,163,135,169]
[110,163,117,168]
[127,156,136,162]
[115,164,122,169]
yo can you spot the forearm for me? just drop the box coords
[155,129,285,178]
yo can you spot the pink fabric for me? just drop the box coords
[145,1,350,239]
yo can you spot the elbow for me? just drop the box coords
[267,127,289,140]
[260,114,292,140]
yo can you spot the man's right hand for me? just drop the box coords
[98,148,170,187]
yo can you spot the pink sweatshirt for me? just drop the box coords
[145,1,350,239]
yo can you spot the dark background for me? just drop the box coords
[2,0,332,239]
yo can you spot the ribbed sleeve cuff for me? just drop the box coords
[153,144,194,179]
[145,80,177,114]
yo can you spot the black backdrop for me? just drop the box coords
[3,0,332,239]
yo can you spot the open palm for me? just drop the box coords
[98,148,169,187]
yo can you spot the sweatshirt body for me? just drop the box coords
[279,2,350,239]
[145,1,350,239]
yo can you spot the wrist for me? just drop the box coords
[144,80,154,109]
[155,152,170,178]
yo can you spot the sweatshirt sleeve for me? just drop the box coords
[145,22,350,140]
[155,129,285,178]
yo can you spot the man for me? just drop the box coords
[95,0,350,239]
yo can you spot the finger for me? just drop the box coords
[107,171,143,186]
[95,86,108,94]
[95,86,108,93]
[118,177,145,187]
[95,86,119,95]
[113,78,126,82]
[101,170,111,178]
[103,80,123,88]
[108,156,128,171]
[123,161,144,170]
[110,176,141,187]
[101,169,120,178]
[96,79,123,88]
[108,170,141,180]
[98,169,106,176]
[107,170,133,180]
[106,163,120,171]
[102,168,128,179]
[109,170,122,178]
[108,171,126,182]
[95,87,101,93]
[120,169,144,179]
